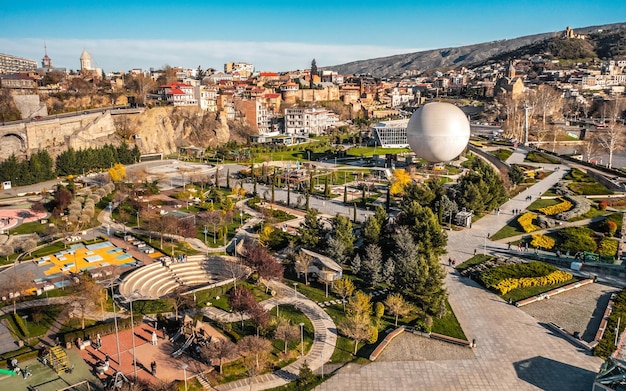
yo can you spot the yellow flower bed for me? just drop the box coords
[518,212,540,233]
[530,234,555,249]
[494,270,573,295]
[538,198,572,216]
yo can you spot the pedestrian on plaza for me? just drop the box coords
[151,361,157,376]
[474,249,477,256]
[508,242,511,250]
[152,331,158,346]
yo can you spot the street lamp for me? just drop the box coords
[111,286,122,366]
[299,322,305,357]
[484,232,488,256]
[129,291,139,379]
[69,250,78,274]
[180,363,188,391]
[240,211,243,226]
[293,282,298,298]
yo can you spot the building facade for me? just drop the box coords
[372,119,409,148]
[0,53,37,74]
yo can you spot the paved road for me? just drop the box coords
[316,147,605,390]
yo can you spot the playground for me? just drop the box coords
[33,240,163,280]
[76,319,210,386]
[0,207,48,232]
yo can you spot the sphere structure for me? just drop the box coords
[406,102,470,163]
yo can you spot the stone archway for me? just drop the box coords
[0,133,27,156]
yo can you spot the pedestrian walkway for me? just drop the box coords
[316,157,605,390]
[202,280,336,391]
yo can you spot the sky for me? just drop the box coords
[1,1,625,73]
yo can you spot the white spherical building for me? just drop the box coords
[406,102,470,163]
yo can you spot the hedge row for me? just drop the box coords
[62,315,143,344]
[539,198,572,216]
[518,212,539,233]
[492,270,574,295]
[530,234,555,250]
[12,313,28,338]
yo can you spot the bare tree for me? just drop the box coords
[274,317,300,354]
[597,100,626,168]
[294,250,313,285]
[238,335,273,377]
[200,338,238,374]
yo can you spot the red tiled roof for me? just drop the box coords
[265,93,280,98]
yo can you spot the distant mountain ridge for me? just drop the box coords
[324,22,626,78]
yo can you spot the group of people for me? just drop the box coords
[10,358,31,379]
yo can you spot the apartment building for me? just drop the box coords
[158,82,197,106]
[0,53,37,74]
[284,107,338,136]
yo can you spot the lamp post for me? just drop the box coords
[180,363,188,391]
[484,232,487,256]
[240,211,243,226]
[136,211,140,228]
[299,322,305,357]
[111,287,122,366]
[129,292,138,379]
[293,282,298,298]
[203,227,208,245]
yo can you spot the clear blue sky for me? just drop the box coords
[1,0,624,73]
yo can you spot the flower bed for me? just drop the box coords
[518,212,540,233]
[538,197,572,216]
[530,234,555,249]
[492,270,574,295]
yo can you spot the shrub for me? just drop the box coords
[530,234,555,250]
[599,200,608,210]
[517,212,540,233]
[606,220,618,237]
[598,238,618,257]
[558,227,597,253]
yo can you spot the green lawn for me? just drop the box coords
[346,146,410,157]
[431,301,467,340]
[490,219,527,241]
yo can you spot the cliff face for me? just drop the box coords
[128,106,232,155]
[1,105,237,162]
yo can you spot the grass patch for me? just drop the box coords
[525,151,561,164]
[527,198,561,213]
[490,219,527,241]
[568,182,612,196]
[431,301,466,340]
[346,146,410,158]
[490,148,513,162]
[568,206,607,222]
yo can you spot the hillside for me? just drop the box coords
[324,22,626,77]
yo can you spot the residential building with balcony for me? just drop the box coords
[284,107,337,136]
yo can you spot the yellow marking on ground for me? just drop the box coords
[36,242,139,276]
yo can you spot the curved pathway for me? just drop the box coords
[316,148,605,390]
[202,280,337,391]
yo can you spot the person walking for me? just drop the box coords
[152,331,158,346]
[151,361,157,376]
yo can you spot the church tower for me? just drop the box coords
[507,62,515,78]
[42,43,52,68]
[80,49,93,71]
